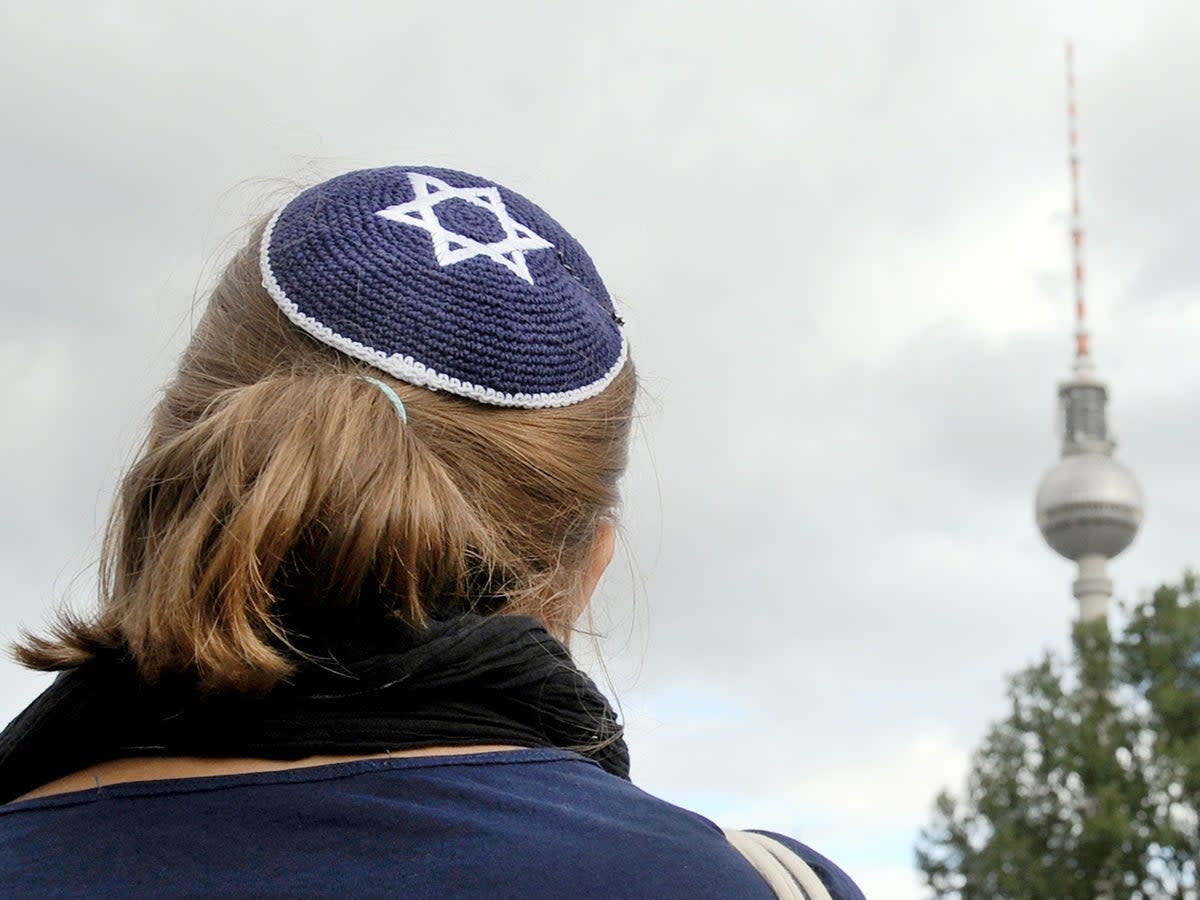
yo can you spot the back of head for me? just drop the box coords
[18,166,635,693]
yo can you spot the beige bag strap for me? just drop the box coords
[724,829,835,900]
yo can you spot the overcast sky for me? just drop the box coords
[4,3,1200,896]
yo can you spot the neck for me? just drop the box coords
[14,745,525,803]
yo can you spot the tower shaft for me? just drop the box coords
[1074,553,1113,623]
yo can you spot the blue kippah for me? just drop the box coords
[260,166,627,408]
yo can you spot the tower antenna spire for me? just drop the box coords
[1036,43,1143,625]
[1066,41,1093,374]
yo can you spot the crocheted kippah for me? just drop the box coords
[260,166,627,408]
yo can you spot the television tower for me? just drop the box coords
[1034,43,1143,623]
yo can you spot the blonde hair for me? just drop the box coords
[16,228,636,693]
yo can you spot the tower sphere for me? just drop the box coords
[1035,453,1143,561]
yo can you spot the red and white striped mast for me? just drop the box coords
[1066,41,1094,376]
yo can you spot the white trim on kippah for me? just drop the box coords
[258,206,628,409]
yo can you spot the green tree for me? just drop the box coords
[916,576,1200,899]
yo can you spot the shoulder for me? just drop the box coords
[549,762,865,898]
[511,758,867,899]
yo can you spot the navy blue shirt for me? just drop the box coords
[0,749,865,898]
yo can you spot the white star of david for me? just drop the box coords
[376,172,554,284]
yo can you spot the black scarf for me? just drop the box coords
[0,614,629,804]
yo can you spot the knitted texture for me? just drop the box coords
[260,167,627,407]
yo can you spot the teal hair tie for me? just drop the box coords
[358,376,408,424]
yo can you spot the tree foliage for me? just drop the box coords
[916,575,1200,899]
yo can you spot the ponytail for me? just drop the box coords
[20,375,495,692]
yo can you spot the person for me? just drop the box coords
[0,166,865,898]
